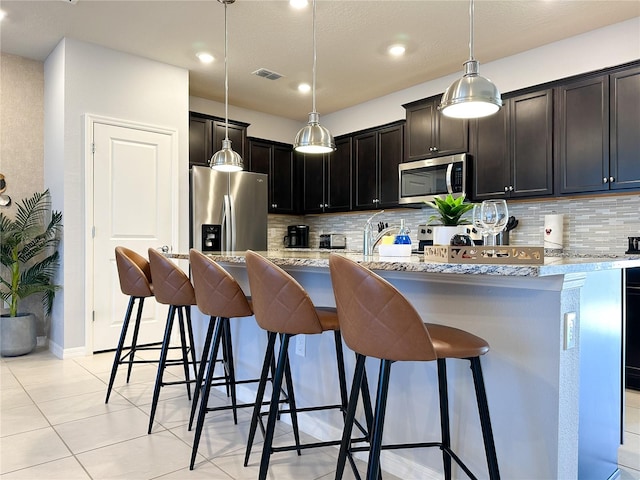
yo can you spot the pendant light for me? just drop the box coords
[294,0,336,154]
[439,0,502,119]
[210,0,243,172]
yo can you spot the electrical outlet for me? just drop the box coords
[564,312,577,350]
[295,335,306,357]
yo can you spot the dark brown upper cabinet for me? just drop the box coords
[248,138,298,214]
[471,89,553,200]
[189,112,248,167]
[302,136,352,214]
[403,96,468,162]
[554,64,640,194]
[609,65,640,191]
[352,122,404,210]
[555,75,610,194]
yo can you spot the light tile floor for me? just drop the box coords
[0,347,639,479]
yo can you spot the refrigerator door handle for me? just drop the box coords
[227,194,236,251]
[222,194,232,251]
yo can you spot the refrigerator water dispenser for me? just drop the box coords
[201,224,221,252]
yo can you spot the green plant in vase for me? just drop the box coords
[0,190,62,356]
[424,193,475,245]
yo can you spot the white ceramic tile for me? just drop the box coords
[76,430,197,479]
[211,444,338,480]
[627,390,640,409]
[6,360,93,387]
[114,372,186,407]
[0,427,71,474]
[0,367,20,390]
[618,465,640,480]
[38,389,132,425]
[152,461,234,479]
[620,431,640,471]
[1,456,91,479]
[0,386,33,410]
[72,351,123,374]
[627,405,640,436]
[54,406,157,454]
[0,403,50,437]
[23,375,107,403]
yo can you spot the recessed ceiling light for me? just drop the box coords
[0,10,6,21]
[298,83,311,93]
[196,52,214,64]
[290,0,308,9]
[388,44,406,57]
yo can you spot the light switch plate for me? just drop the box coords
[564,312,577,350]
[295,335,306,357]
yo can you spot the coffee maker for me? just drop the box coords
[284,225,309,248]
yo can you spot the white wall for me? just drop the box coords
[44,38,189,356]
[189,96,302,144]
[323,17,640,136]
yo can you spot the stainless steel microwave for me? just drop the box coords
[398,153,467,204]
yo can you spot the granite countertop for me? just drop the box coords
[170,249,640,277]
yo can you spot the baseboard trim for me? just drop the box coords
[48,340,88,359]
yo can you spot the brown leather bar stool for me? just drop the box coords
[147,248,198,434]
[244,250,372,480]
[105,246,159,403]
[188,249,260,470]
[329,254,500,480]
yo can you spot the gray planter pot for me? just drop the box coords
[0,313,37,357]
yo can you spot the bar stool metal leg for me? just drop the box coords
[258,334,291,480]
[126,297,145,384]
[470,357,500,480]
[190,316,224,470]
[189,315,217,430]
[148,305,176,434]
[335,353,366,480]
[245,332,278,467]
[105,296,136,403]
[437,358,452,480]
[366,359,392,480]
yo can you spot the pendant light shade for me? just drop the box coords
[211,0,243,172]
[294,0,335,154]
[439,0,501,119]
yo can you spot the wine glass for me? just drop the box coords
[472,204,489,246]
[480,200,508,251]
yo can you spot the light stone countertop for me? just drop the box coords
[170,248,640,277]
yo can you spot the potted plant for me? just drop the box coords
[424,193,475,245]
[0,190,62,356]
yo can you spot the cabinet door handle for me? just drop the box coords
[609,176,615,183]
[324,203,329,208]
[504,186,509,192]
[319,203,323,208]
[603,177,608,184]
[509,185,514,192]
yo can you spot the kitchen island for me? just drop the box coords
[173,250,640,480]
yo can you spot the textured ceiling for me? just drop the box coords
[1,0,638,121]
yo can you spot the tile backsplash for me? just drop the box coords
[268,193,640,255]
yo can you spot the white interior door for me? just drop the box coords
[92,122,174,352]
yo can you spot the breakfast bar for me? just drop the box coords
[173,250,640,480]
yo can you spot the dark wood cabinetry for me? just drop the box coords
[403,97,468,162]
[248,138,297,214]
[555,75,609,194]
[471,89,553,200]
[555,65,640,194]
[189,112,248,167]
[352,122,404,210]
[302,136,351,213]
[610,66,640,191]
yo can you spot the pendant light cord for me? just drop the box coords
[224,1,230,141]
[468,0,475,62]
[311,0,317,115]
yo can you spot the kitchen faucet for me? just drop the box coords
[363,211,399,256]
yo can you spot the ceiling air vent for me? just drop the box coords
[252,68,284,81]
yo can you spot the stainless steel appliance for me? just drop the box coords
[191,166,268,252]
[284,225,309,248]
[398,153,467,205]
[319,233,346,249]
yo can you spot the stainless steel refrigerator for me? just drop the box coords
[190,166,268,252]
